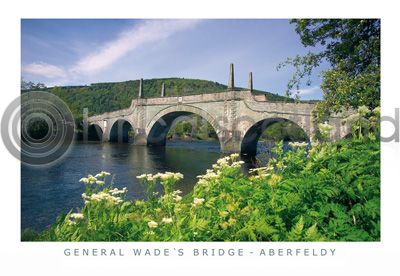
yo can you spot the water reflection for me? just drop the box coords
[21,140,287,232]
[21,141,221,231]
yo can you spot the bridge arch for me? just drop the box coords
[146,105,222,148]
[240,117,310,156]
[109,119,135,143]
[88,123,103,141]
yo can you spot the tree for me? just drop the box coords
[21,78,47,90]
[279,19,380,114]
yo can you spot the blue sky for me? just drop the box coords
[21,19,330,100]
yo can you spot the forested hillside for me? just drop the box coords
[22,78,291,121]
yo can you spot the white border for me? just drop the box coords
[0,1,399,275]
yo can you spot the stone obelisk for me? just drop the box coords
[248,72,253,92]
[138,78,144,98]
[161,83,166,97]
[228,63,234,90]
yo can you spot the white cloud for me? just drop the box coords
[70,19,201,76]
[22,62,67,79]
[297,86,321,96]
[22,20,201,85]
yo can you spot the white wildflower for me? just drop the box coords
[70,213,84,220]
[95,171,111,178]
[173,190,182,196]
[289,141,308,149]
[87,175,97,184]
[193,198,205,206]
[162,217,173,224]
[175,195,182,202]
[81,193,90,201]
[358,105,370,116]
[318,122,333,137]
[216,156,230,166]
[158,171,184,181]
[373,106,380,115]
[136,174,147,180]
[231,160,245,168]
[109,187,128,196]
[174,172,184,181]
[146,174,156,181]
[79,177,89,184]
[148,221,158,228]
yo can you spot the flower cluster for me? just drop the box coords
[249,165,274,180]
[109,187,128,196]
[213,154,244,169]
[79,171,111,185]
[358,105,370,117]
[159,172,184,182]
[288,141,308,149]
[318,121,333,139]
[193,197,205,206]
[171,190,183,202]
[197,154,244,185]
[67,212,85,225]
[95,171,111,178]
[148,221,158,228]
[70,213,84,219]
[137,172,184,182]
[162,217,173,224]
[82,191,125,205]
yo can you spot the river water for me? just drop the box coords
[22,140,265,232]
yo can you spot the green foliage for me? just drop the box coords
[293,19,380,74]
[279,19,380,114]
[23,137,379,242]
[344,105,381,139]
[260,121,308,142]
[167,114,218,140]
[320,66,380,113]
[26,118,49,139]
[168,121,193,139]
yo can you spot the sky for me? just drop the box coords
[21,19,330,100]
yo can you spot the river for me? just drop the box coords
[22,140,269,232]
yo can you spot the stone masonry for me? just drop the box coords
[86,64,350,154]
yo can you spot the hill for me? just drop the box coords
[22,78,292,122]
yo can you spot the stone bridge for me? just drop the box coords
[85,64,349,155]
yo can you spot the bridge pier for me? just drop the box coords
[218,130,242,154]
[133,129,148,146]
[220,140,241,154]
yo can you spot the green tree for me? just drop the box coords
[279,19,380,114]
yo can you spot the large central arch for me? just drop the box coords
[241,117,309,156]
[146,105,222,148]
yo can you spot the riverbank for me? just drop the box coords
[22,137,380,241]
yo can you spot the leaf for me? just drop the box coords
[287,216,304,241]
